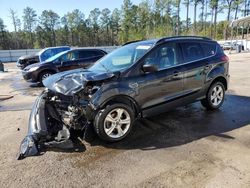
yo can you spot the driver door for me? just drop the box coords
[133,43,184,116]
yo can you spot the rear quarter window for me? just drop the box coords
[79,50,96,59]
[93,50,105,56]
[215,43,224,54]
[200,42,216,57]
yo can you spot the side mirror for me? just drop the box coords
[142,64,158,73]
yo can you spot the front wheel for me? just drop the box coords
[201,82,225,110]
[39,71,53,85]
[94,103,135,142]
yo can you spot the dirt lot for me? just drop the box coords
[0,53,250,188]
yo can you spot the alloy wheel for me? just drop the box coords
[42,73,52,81]
[104,108,131,139]
[210,85,224,106]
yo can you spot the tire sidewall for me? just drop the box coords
[94,103,135,142]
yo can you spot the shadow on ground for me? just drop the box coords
[43,94,250,154]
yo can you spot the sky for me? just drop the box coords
[0,0,228,31]
[0,0,142,31]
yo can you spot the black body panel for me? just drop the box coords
[18,36,230,159]
[22,49,107,83]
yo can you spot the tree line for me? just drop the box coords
[0,0,250,50]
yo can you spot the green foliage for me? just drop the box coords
[0,0,249,49]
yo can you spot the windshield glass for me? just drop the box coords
[43,51,69,63]
[89,43,153,72]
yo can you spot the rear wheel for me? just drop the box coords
[94,103,135,142]
[201,82,225,110]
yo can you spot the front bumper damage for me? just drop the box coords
[17,70,111,159]
[17,92,49,159]
[17,90,93,160]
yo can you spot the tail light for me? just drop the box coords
[221,55,229,63]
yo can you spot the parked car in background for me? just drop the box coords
[18,36,230,159]
[22,48,107,84]
[17,46,70,69]
[222,42,237,50]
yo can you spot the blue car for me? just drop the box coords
[17,46,70,69]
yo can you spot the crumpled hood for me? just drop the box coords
[43,69,114,96]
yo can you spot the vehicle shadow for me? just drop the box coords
[42,94,250,154]
[88,94,250,151]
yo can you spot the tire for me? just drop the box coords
[201,82,225,110]
[94,103,135,142]
[39,71,53,85]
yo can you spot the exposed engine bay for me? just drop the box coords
[17,69,112,159]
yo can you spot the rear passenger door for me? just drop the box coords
[180,41,216,97]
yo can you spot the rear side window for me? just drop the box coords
[200,42,216,57]
[79,50,97,59]
[181,42,204,63]
[93,50,105,56]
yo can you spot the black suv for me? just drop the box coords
[18,36,229,158]
[22,48,107,84]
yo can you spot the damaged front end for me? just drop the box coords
[17,90,86,159]
[17,70,113,160]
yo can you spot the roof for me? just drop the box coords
[123,36,213,46]
[230,15,250,27]
[156,36,212,44]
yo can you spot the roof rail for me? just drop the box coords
[156,36,212,44]
[122,40,142,46]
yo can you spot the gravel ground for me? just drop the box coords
[0,53,250,188]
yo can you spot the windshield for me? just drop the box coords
[43,51,69,63]
[89,43,153,72]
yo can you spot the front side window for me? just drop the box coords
[144,43,178,70]
[60,51,79,62]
